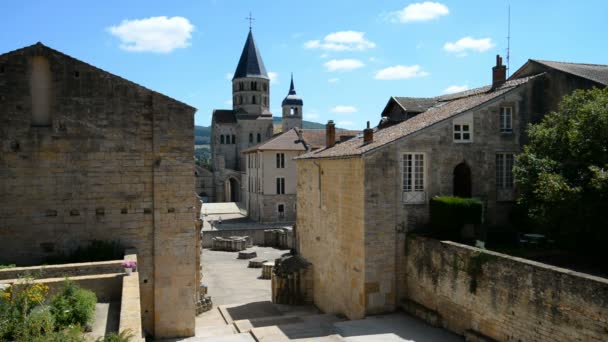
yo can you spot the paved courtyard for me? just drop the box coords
[201,246,289,306]
[189,243,463,342]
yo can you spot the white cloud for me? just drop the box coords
[320,53,329,59]
[224,99,233,105]
[443,85,469,94]
[331,105,357,114]
[268,71,279,84]
[324,59,365,72]
[443,36,495,54]
[391,2,449,23]
[374,65,429,80]
[337,120,354,127]
[226,73,233,80]
[304,31,375,51]
[328,78,340,83]
[107,16,194,53]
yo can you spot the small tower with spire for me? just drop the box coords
[232,29,270,116]
[281,74,303,132]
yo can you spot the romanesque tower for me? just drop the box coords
[281,74,303,132]
[211,28,274,202]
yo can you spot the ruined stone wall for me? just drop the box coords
[0,44,196,338]
[296,158,366,319]
[404,236,608,342]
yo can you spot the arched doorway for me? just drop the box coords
[453,162,472,198]
[225,178,239,202]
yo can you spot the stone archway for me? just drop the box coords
[453,162,472,198]
[225,177,239,202]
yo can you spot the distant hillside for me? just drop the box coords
[195,117,326,144]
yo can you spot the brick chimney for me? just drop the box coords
[326,120,336,148]
[492,54,506,88]
[363,121,373,144]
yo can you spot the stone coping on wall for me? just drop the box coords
[0,259,124,280]
[119,252,144,341]
[437,238,608,284]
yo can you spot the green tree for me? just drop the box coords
[514,87,608,253]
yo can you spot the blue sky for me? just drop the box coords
[1,1,607,128]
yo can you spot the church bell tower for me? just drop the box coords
[281,74,303,132]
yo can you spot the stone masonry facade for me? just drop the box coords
[0,43,197,338]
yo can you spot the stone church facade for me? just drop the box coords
[0,43,199,338]
[211,30,274,203]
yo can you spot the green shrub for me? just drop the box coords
[430,196,483,239]
[50,279,97,329]
[97,330,134,342]
[16,306,56,341]
[0,264,16,270]
[33,325,85,342]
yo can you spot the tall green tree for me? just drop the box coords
[514,87,608,253]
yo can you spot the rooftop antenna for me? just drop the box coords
[245,12,255,30]
[506,5,511,77]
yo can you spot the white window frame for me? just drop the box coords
[500,106,513,133]
[276,153,285,168]
[276,177,285,195]
[453,122,473,143]
[402,152,426,204]
[496,152,515,189]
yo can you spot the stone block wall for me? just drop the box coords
[0,43,196,338]
[404,236,608,341]
[296,158,366,319]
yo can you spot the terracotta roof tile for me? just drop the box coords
[296,75,540,160]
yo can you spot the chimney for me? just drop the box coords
[326,120,336,148]
[363,121,373,144]
[492,54,506,88]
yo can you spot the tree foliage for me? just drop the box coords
[514,87,608,252]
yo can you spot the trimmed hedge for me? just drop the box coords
[430,196,483,238]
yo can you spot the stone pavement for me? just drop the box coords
[172,244,463,342]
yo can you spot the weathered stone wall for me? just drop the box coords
[296,158,366,319]
[0,260,123,280]
[195,165,215,201]
[0,44,196,338]
[404,236,608,342]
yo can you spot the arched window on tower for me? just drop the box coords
[252,96,256,104]
[290,107,295,115]
[220,135,225,144]
[264,97,268,106]
[263,83,267,92]
[251,81,257,90]
[239,96,243,104]
[249,133,253,143]
[257,133,261,142]
[239,82,244,91]
[231,134,236,144]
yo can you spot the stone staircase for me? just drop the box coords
[180,301,463,342]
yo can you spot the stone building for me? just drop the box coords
[195,164,215,202]
[294,56,608,319]
[211,30,274,203]
[0,43,199,338]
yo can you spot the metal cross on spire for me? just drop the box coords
[245,12,255,30]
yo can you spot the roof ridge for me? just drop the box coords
[0,42,196,111]
[532,59,608,67]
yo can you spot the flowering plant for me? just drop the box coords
[121,261,137,269]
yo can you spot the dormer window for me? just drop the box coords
[500,106,513,133]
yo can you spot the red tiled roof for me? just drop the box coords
[296,75,540,160]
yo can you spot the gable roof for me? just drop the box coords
[300,129,360,149]
[242,128,307,153]
[233,31,269,80]
[296,75,540,160]
[0,42,196,111]
[212,110,236,124]
[510,59,608,86]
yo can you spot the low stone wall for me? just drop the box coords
[403,236,608,342]
[202,229,267,248]
[0,260,123,280]
[119,252,144,341]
